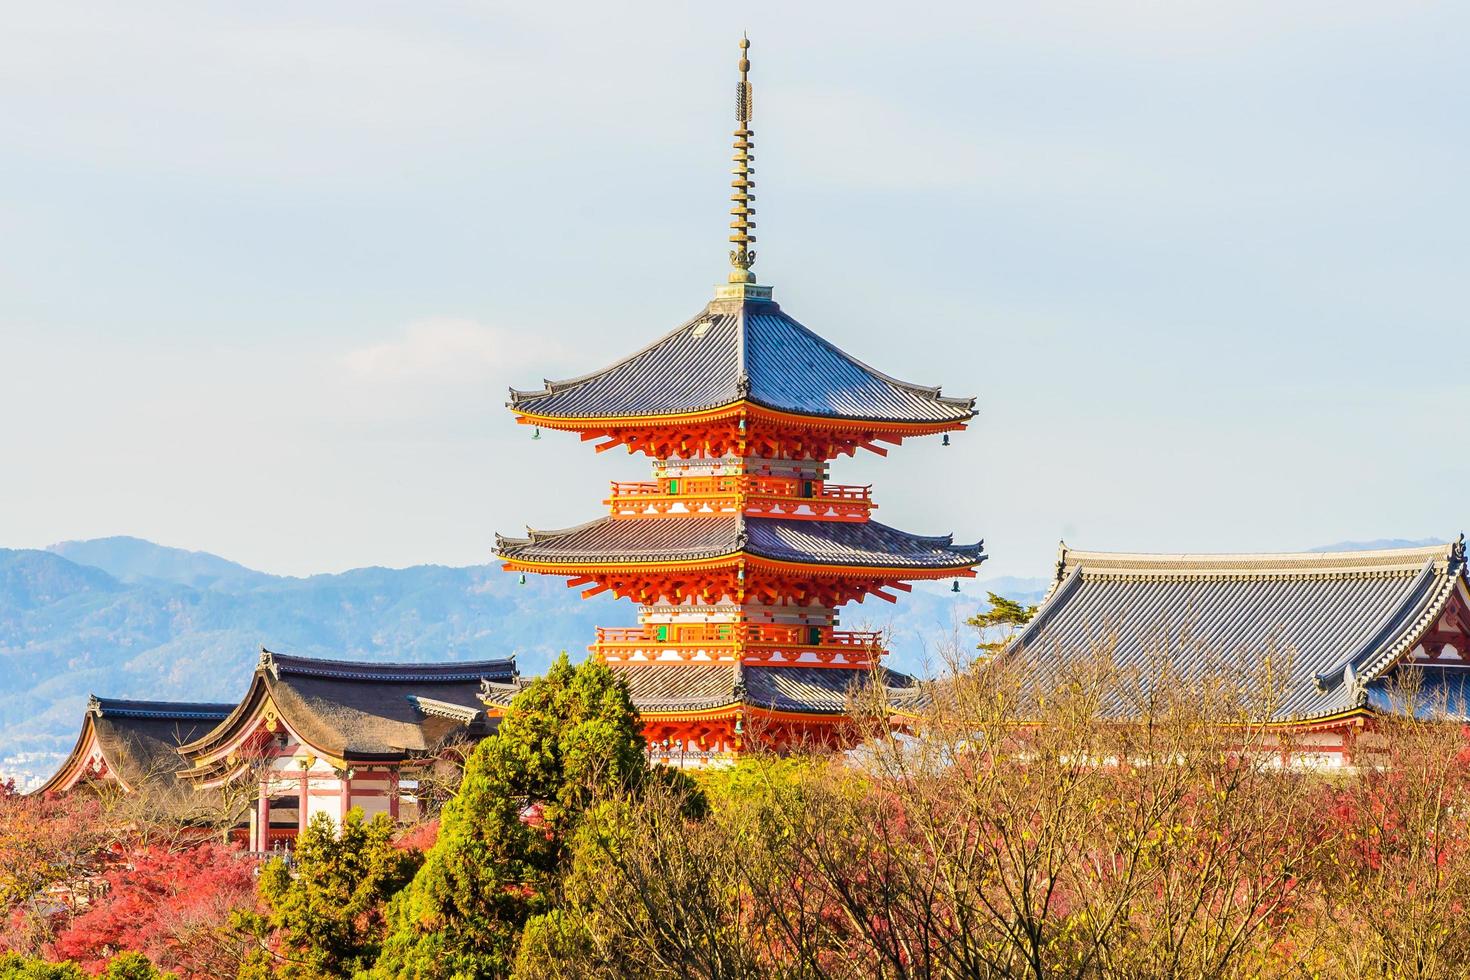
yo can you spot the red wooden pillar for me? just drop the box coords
[340,769,352,821]
[255,782,271,852]
[298,771,309,835]
[387,769,400,821]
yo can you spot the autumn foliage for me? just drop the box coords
[9,651,1470,978]
[48,843,256,977]
[516,658,1470,980]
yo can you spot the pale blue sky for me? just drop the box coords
[2,2,1466,581]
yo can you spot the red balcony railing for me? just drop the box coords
[591,623,885,667]
[606,475,874,521]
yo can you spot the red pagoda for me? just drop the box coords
[495,38,984,763]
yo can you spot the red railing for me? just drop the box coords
[606,476,874,521]
[593,624,884,648]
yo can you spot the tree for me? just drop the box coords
[237,810,421,979]
[0,790,122,958]
[371,654,651,979]
[514,760,802,980]
[966,591,1037,656]
[0,952,174,980]
[47,842,256,979]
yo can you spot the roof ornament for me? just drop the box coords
[728,35,757,284]
[1453,532,1466,570]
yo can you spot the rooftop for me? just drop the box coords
[1010,539,1469,722]
[181,650,519,767]
[496,515,984,571]
[508,298,975,426]
[38,697,235,794]
[612,662,928,716]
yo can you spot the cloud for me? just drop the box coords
[342,318,567,384]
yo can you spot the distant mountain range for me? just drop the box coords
[0,537,1046,788]
[6,534,1438,788]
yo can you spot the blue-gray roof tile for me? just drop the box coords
[509,298,975,424]
[1009,541,1467,723]
[496,516,985,571]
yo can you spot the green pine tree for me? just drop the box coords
[371,654,650,980]
[967,592,1038,656]
[236,810,421,979]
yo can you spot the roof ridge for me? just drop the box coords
[89,697,235,719]
[264,650,517,682]
[735,300,749,392]
[1060,542,1457,579]
[405,694,485,724]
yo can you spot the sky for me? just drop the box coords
[1,2,1467,582]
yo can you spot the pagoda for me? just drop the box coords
[495,38,985,763]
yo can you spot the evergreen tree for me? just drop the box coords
[237,810,421,979]
[967,592,1038,655]
[371,655,648,979]
[0,952,173,980]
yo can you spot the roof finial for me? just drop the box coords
[728,35,756,284]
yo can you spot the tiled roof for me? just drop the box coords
[183,651,517,766]
[259,650,512,758]
[745,665,926,715]
[265,652,513,684]
[1010,540,1467,723]
[496,516,985,571]
[91,697,234,721]
[618,663,742,712]
[1367,667,1470,720]
[39,698,235,793]
[508,298,975,425]
[613,662,927,716]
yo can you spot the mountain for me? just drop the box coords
[47,535,275,592]
[0,538,1043,788]
[0,543,609,788]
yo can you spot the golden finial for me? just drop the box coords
[728,35,756,284]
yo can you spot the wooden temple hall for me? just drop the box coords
[42,650,523,851]
[1008,538,1470,765]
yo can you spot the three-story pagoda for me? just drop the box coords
[496,38,985,763]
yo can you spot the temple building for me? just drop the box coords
[173,650,517,851]
[38,697,233,795]
[1009,538,1470,764]
[495,38,985,762]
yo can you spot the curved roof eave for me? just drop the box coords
[34,714,105,796]
[506,299,977,426]
[495,516,986,572]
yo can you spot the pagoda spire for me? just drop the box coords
[728,35,757,284]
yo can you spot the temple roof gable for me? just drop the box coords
[1010,538,1468,724]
